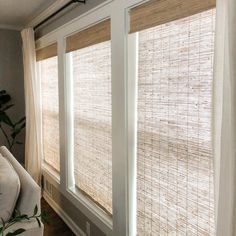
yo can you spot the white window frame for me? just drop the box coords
[36,0,153,235]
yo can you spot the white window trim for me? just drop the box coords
[42,163,60,184]
[127,32,139,236]
[37,0,150,235]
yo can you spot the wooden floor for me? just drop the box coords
[41,198,75,236]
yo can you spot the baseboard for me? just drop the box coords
[43,191,86,236]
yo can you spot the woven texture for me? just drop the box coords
[129,0,215,33]
[36,43,57,61]
[40,56,60,172]
[136,9,215,235]
[66,19,111,53]
[72,41,112,214]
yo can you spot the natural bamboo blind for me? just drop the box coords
[71,41,112,214]
[40,56,60,172]
[36,43,57,61]
[129,0,215,33]
[66,19,110,53]
[136,8,215,235]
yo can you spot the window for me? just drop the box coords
[66,20,112,214]
[36,1,217,234]
[37,44,60,173]
[130,1,216,235]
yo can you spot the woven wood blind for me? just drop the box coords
[66,19,110,53]
[36,43,57,61]
[72,41,112,214]
[129,0,216,33]
[40,56,60,172]
[136,9,215,235]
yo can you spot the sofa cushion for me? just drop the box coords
[0,153,20,222]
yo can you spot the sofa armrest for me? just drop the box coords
[0,146,41,216]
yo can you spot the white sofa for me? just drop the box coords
[0,146,44,236]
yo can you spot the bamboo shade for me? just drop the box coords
[72,41,112,214]
[66,19,111,53]
[136,9,215,235]
[129,0,216,33]
[36,43,57,61]
[40,56,60,172]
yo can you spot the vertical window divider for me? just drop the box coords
[57,37,67,193]
[65,51,75,190]
[111,1,129,235]
[127,32,139,236]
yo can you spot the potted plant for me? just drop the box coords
[0,90,25,150]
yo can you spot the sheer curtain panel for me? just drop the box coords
[213,0,236,235]
[21,28,42,184]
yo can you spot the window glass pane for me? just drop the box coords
[72,41,112,214]
[40,56,60,172]
[136,9,215,235]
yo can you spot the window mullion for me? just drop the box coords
[127,32,139,236]
[58,37,67,192]
[111,1,129,235]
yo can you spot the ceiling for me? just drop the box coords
[0,0,57,30]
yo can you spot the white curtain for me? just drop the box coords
[21,28,42,185]
[213,0,236,235]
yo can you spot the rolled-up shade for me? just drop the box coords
[36,43,57,61]
[129,0,216,33]
[66,19,110,53]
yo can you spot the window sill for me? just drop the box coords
[66,186,113,234]
[42,162,60,184]
[41,164,113,234]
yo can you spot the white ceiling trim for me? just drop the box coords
[27,0,71,28]
[0,24,22,31]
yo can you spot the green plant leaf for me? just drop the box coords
[14,117,26,126]
[2,104,14,112]
[0,94,11,105]
[13,209,21,217]
[36,217,41,228]
[1,218,5,227]
[20,122,26,130]
[16,141,23,145]
[33,205,38,216]
[11,121,26,139]
[14,215,28,221]
[11,129,21,139]
[6,228,26,236]
[41,211,49,224]
[0,112,13,126]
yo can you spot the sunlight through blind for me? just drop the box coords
[71,40,112,214]
[40,56,60,172]
[136,9,215,235]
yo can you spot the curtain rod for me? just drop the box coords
[34,0,86,31]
